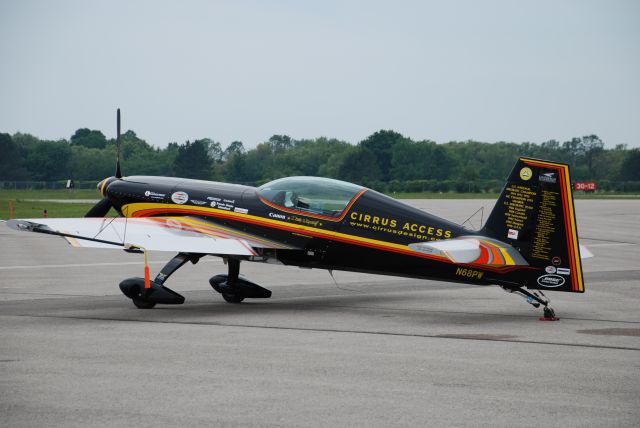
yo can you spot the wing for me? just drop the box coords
[7,216,296,256]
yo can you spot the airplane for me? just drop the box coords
[6,110,590,320]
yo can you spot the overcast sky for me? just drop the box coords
[1,0,639,149]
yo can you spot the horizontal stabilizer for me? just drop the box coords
[580,245,594,259]
[7,218,257,256]
[409,236,528,267]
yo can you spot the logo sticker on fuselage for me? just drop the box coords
[171,191,189,204]
[144,190,165,199]
[539,172,557,184]
[537,274,565,288]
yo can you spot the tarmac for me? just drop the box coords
[1,199,639,427]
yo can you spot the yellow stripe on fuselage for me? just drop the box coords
[498,247,515,266]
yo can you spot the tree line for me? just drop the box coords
[1,128,639,192]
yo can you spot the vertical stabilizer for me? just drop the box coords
[482,158,584,292]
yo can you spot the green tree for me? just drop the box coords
[582,134,604,177]
[69,145,115,180]
[336,147,381,185]
[223,141,245,160]
[23,140,72,180]
[198,139,223,163]
[620,149,640,181]
[390,140,452,181]
[172,140,212,179]
[222,152,247,183]
[359,130,408,181]
[70,128,107,149]
[0,133,30,179]
[267,135,293,153]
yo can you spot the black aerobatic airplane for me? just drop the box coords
[7,110,590,319]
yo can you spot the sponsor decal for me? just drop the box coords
[507,228,519,240]
[349,211,452,240]
[190,200,206,205]
[539,172,557,184]
[289,215,322,227]
[233,207,248,214]
[537,274,565,288]
[144,190,165,199]
[556,267,570,275]
[545,266,556,274]
[519,167,532,181]
[171,191,189,205]
[268,212,287,220]
[552,256,561,266]
[455,267,484,280]
[207,197,235,211]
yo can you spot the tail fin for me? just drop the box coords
[482,157,585,293]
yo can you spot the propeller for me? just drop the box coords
[115,108,122,178]
[84,197,113,217]
[84,109,123,218]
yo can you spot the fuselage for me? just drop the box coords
[99,175,503,285]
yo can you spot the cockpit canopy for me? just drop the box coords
[257,177,363,217]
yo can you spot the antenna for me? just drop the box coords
[115,108,122,178]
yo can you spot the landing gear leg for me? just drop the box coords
[501,286,559,321]
[154,253,201,287]
[119,252,201,309]
[209,258,271,303]
[221,258,244,303]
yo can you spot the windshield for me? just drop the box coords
[258,177,363,218]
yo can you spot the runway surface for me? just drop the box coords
[1,199,639,427]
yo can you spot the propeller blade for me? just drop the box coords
[115,108,122,178]
[84,198,113,218]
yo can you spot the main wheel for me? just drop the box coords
[133,298,156,309]
[222,293,244,304]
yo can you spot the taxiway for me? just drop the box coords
[1,199,638,427]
